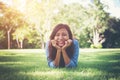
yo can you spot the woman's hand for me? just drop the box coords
[51,40,61,50]
[62,39,72,50]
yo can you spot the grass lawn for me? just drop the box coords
[0,49,120,80]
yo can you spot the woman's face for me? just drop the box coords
[54,28,69,47]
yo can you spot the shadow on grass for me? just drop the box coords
[78,52,120,74]
[0,60,49,80]
[0,49,120,80]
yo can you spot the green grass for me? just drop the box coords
[0,49,120,80]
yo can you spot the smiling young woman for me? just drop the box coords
[45,23,79,68]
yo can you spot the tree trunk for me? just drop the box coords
[20,40,23,49]
[93,28,99,45]
[7,26,13,49]
[41,41,44,49]
[7,30,10,49]
[16,37,20,48]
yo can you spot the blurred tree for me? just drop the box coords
[103,17,120,48]
[0,30,4,40]
[12,23,30,49]
[11,0,63,48]
[86,0,109,48]
[1,0,118,49]
[0,2,25,49]
[0,30,5,44]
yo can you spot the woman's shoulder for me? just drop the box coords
[46,40,50,47]
[73,39,79,44]
[73,39,79,45]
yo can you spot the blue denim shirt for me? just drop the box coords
[45,39,79,68]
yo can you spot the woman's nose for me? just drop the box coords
[59,35,63,39]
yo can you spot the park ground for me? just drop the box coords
[0,49,120,80]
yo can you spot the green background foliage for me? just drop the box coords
[0,0,120,49]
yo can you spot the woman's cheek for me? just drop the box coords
[65,36,69,40]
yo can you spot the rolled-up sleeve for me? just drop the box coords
[45,41,57,68]
[65,39,79,68]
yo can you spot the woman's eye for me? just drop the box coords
[55,33,67,37]
[55,34,59,36]
[62,33,67,36]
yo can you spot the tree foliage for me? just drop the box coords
[103,17,120,48]
[0,2,29,49]
[0,0,120,49]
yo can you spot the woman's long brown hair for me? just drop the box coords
[48,23,74,61]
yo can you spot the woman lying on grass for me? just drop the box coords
[45,23,79,68]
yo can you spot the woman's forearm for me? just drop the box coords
[62,49,70,65]
[53,49,61,67]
